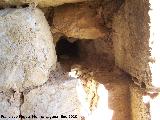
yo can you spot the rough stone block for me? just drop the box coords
[52,3,106,40]
[113,0,160,90]
[0,8,57,91]
[0,0,91,8]
[21,79,81,120]
[130,83,150,120]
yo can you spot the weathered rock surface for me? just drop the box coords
[0,0,92,8]
[0,8,57,91]
[52,3,106,40]
[130,84,150,120]
[21,67,81,120]
[0,92,21,120]
[112,0,160,89]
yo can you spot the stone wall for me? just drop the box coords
[51,3,106,40]
[0,0,92,7]
[112,0,160,90]
[0,8,57,92]
[0,0,160,120]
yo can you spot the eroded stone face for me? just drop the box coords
[52,3,106,40]
[130,84,150,120]
[0,0,92,8]
[21,79,81,120]
[112,0,153,89]
[0,92,21,120]
[0,8,57,91]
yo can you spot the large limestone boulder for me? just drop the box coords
[51,3,106,40]
[0,0,92,8]
[112,0,160,90]
[0,8,57,91]
[21,79,81,120]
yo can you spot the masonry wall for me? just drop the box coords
[112,0,160,90]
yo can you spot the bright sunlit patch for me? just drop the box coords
[149,63,160,88]
[150,94,160,120]
[69,69,113,120]
[148,1,160,118]
[142,95,150,104]
[86,84,113,120]
[69,70,78,78]
[149,0,160,88]
[76,79,91,117]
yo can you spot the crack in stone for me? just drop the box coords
[19,92,24,120]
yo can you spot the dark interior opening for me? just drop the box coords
[56,36,79,61]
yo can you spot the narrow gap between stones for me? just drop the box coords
[56,36,80,62]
